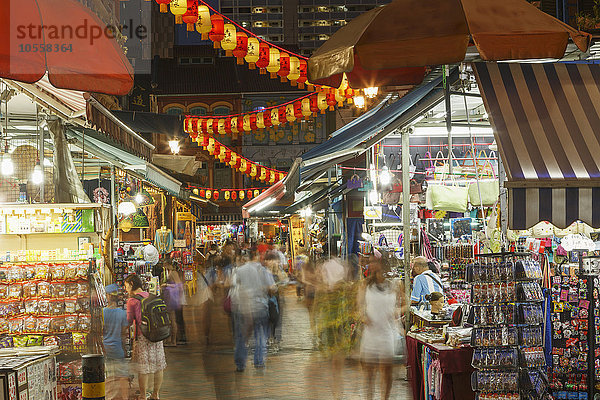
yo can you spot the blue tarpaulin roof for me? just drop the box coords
[301,74,444,162]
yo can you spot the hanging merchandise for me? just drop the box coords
[429,183,469,213]
[468,180,500,206]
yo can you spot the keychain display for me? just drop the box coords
[471,304,516,326]
[471,327,518,347]
[471,371,519,392]
[517,282,544,302]
[472,348,518,368]
[471,282,516,303]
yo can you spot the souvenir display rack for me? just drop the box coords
[447,243,475,304]
[468,251,548,400]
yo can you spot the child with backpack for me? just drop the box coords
[125,274,168,400]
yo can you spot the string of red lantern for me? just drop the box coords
[184,89,356,136]
[188,185,267,202]
[157,0,353,91]
[192,132,287,184]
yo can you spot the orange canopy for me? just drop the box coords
[0,0,134,95]
[308,0,591,88]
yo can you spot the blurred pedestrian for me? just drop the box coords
[125,274,167,400]
[191,254,213,346]
[264,251,286,350]
[314,255,358,399]
[103,284,129,400]
[162,261,184,347]
[358,259,398,400]
[231,246,276,371]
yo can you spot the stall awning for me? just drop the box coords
[67,129,182,196]
[474,62,600,229]
[242,181,286,218]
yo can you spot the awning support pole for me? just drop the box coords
[401,128,411,324]
[444,65,453,175]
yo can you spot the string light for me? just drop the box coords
[353,95,365,108]
[31,163,43,185]
[1,154,14,176]
[364,87,379,99]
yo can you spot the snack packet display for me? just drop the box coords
[13,335,28,348]
[25,298,39,314]
[77,314,91,331]
[0,336,13,348]
[76,297,90,313]
[27,334,43,347]
[23,281,37,298]
[34,264,49,280]
[77,282,89,297]
[76,263,88,280]
[65,264,78,280]
[8,283,22,298]
[64,298,77,314]
[50,316,66,333]
[24,265,36,280]
[72,332,87,346]
[9,317,23,334]
[8,265,24,281]
[43,335,59,346]
[38,299,50,314]
[51,282,66,298]
[51,263,65,280]
[37,316,52,333]
[0,284,8,297]
[23,316,37,333]
[66,283,78,297]
[38,281,51,298]
[0,319,9,334]
[65,315,78,332]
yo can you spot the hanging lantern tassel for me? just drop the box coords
[156,0,170,13]
[209,14,225,48]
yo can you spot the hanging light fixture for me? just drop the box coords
[369,190,379,204]
[1,153,13,176]
[364,87,379,99]
[118,201,136,216]
[353,95,365,109]
[31,162,43,185]
[135,192,144,204]
[168,140,180,154]
[379,165,391,186]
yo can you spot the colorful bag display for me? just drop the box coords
[468,180,500,206]
[347,174,363,190]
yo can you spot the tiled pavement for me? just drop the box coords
[155,287,412,399]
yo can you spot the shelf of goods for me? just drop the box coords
[0,204,110,400]
[446,243,475,304]
[467,253,548,400]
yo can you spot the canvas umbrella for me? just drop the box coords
[308,0,591,88]
[0,0,134,95]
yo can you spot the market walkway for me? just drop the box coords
[156,286,412,399]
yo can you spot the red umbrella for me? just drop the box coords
[0,0,134,95]
[308,0,591,88]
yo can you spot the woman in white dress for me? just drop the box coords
[358,258,399,400]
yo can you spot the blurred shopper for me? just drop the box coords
[349,253,360,281]
[301,258,319,347]
[264,251,286,351]
[125,274,167,400]
[294,251,309,300]
[103,284,129,400]
[191,254,213,346]
[231,247,275,371]
[314,256,358,399]
[358,259,398,400]
[162,262,184,347]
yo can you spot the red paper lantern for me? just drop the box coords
[213,191,220,200]
[234,156,242,169]
[182,0,198,32]
[277,52,290,82]
[200,135,209,147]
[224,117,232,134]
[310,95,319,115]
[231,191,238,201]
[189,118,199,139]
[208,14,225,48]
[263,109,272,127]
[212,118,220,135]
[297,59,308,89]
[232,32,248,64]
[245,161,253,175]
[155,0,170,13]
[326,90,337,111]
[200,118,209,135]
[256,42,270,73]
[224,149,232,163]
[236,116,244,133]
[293,101,303,120]
[278,106,287,125]
[213,142,220,157]
[199,189,205,197]
[249,113,258,131]
[247,190,253,199]
[265,170,272,182]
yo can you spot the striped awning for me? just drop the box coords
[474,62,600,229]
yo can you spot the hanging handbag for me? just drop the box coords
[468,179,500,206]
[424,151,435,180]
[347,173,363,190]
[410,179,422,194]
[430,182,469,213]
[413,153,426,183]
[382,190,401,205]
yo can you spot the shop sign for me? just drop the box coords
[364,206,382,220]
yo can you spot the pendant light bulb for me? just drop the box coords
[369,190,379,205]
[31,163,43,185]
[379,166,391,186]
[135,193,144,204]
[1,154,14,176]
[353,95,365,109]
